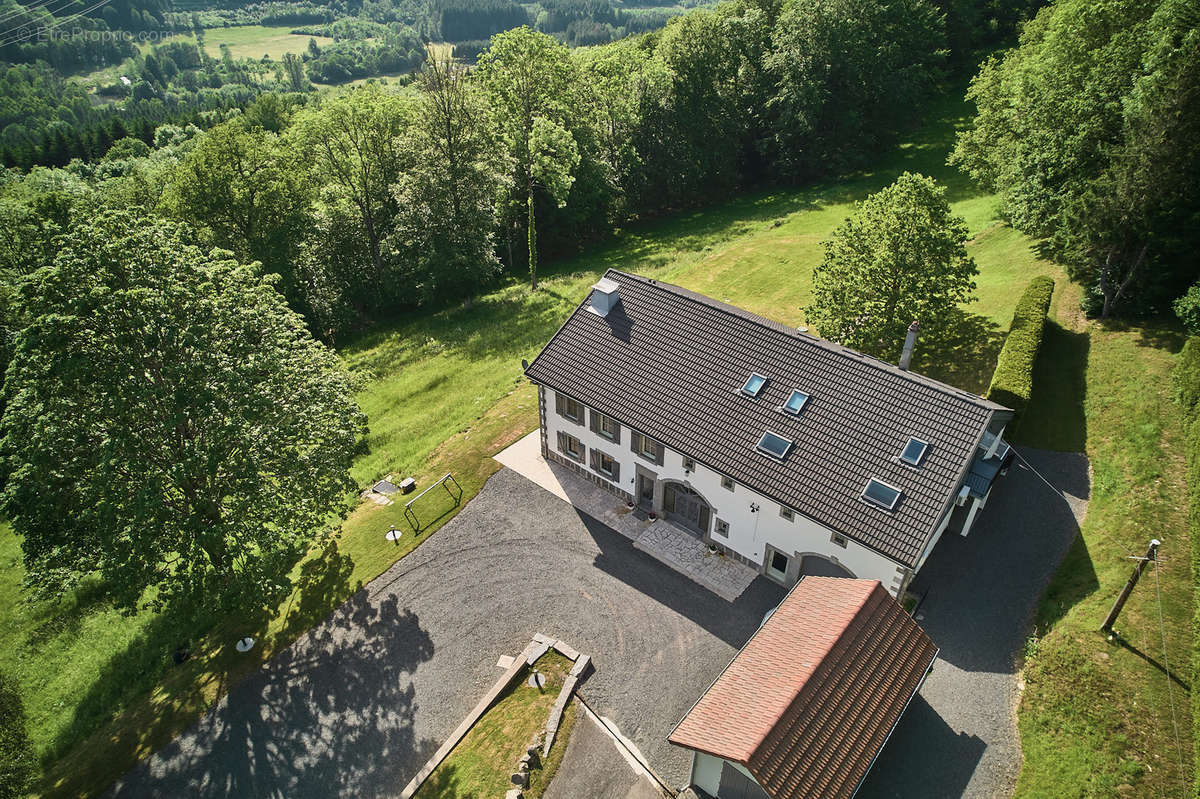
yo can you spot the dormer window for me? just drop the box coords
[862,478,902,511]
[899,437,929,467]
[756,430,793,460]
[781,389,809,415]
[740,373,768,397]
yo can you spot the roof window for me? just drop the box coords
[862,478,902,510]
[756,430,793,460]
[899,437,928,467]
[781,389,809,415]
[741,373,768,397]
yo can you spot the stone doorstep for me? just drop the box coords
[632,523,756,603]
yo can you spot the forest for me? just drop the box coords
[0,0,1072,340]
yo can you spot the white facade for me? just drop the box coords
[540,387,911,595]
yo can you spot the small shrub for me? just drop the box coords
[0,671,36,799]
[986,275,1055,420]
[1174,281,1200,336]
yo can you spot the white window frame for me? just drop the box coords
[597,413,619,441]
[597,451,617,478]
[781,389,810,415]
[740,373,769,397]
[899,436,929,467]
[861,478,903,511]
[714,519,729,538]
[779,506,794,522]
[721,475,735,491]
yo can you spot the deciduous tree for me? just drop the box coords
[806,172,977,361]
[477,27,579,290]
[0,210,366,618]
[391,58,506,303]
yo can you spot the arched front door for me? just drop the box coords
[799,554,854,579]
[663,482,711,538]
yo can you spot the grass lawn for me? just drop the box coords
[1011,300,1195,796]
[1,82,1187,799]
[198,25,333,61]
[416,651,578,798]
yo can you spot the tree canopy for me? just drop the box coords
[806,172,977,361]
[952,0,1199,316]
[0,210,366,618]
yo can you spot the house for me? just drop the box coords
[523,270,1013,596]
[668,576,938,799]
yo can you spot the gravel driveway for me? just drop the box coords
[108,467,783,798]
[109,447,1087,799]
[858,447,1090,799]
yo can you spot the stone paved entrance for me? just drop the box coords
[633,522,757,601]
[495,432,758,601]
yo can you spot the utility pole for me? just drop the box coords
[1100,538,1160,637]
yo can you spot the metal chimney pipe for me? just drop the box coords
[899,320,919,371]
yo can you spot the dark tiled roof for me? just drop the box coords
[669,577,938,799]
[524,270,1007,565]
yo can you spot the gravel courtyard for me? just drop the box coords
[108,467,784,798]
[109,446,1087,799]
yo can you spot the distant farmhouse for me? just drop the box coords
[525,270,1013,595]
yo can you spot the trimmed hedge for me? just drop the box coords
[1170,337,1200,797]
[0,670,35,799]
[986,275,1055,420]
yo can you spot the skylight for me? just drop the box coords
[862,478,902,510]
[756,430,793,460]
[782,389,809,415]
[899,437,929,466]
[741,373,768,397]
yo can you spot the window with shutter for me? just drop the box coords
[592,449,618,482]
[555,392,584,424]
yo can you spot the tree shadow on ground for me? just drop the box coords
[1012,320,1090,451]
[1095,317,1188,354]
[1032,529,1101,634]
[415,761,466,799]
[275,536,361,645]
[105,591,438,799]
[915,308,1006,395]
[40,535,372,798]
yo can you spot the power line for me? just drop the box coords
[0,0,78,30]
[0,0,114,46]
[1151,555,1188,793]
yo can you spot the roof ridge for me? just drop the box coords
[603,268,1006,412]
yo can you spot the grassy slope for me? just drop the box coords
[1013,301,1194,796]
[0,87,1187,797]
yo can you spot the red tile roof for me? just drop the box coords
[669,577,938,799]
